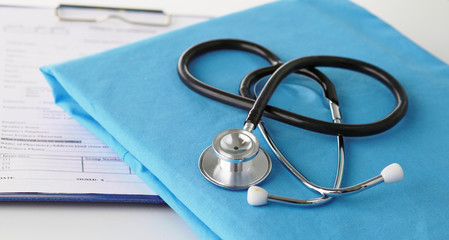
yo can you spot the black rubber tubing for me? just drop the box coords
[177,39,408,136]
[243,56,408,136]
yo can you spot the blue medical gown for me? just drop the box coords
[41,0,449,239]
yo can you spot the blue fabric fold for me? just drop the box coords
[41,0,449,239]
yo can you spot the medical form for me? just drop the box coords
[0,6,207,198]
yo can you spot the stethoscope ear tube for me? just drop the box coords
[241,66,346,206]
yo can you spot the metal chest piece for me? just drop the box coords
[199,128,272,189]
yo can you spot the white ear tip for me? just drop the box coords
[247,186,268,206]
[381,163,404,183]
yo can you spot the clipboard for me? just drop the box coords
[54,4,172,26]
[0,4,209,203]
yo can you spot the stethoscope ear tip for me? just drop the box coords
[247,186,269,206]
[381,163,404,183]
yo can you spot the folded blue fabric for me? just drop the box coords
[41,0,449,239]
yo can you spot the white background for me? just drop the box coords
[0,1,448,239]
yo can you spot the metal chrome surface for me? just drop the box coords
[259,121,339,205]
[243,122,255,132]
[242,98,372,205]
[212,128,259,163]
[55,4,172,26]
[199,145,271,189]
[329,101,342,121]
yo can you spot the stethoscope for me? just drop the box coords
[178,39,407,206]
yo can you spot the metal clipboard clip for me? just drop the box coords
[55,4,172,26]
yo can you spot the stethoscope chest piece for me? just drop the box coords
[199,128,272,189]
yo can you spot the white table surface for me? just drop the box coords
[1,1,448,240]
[0,202,199,240]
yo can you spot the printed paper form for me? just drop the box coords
[0,6,208,195]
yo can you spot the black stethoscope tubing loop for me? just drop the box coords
[244,56,408,136]
[177,38,336,121]
[177,39,282,110]
[177,39,408,137]
[239,64,340,105]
